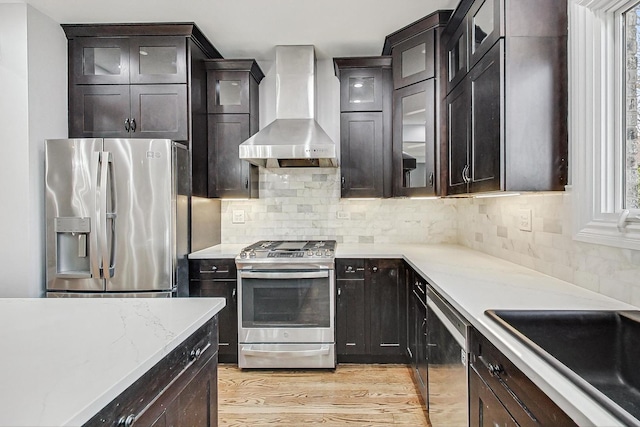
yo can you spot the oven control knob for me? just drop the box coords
[324,249,331,256]
[249,250,256,258]
[240,251,247,258]
[306,250,313,256]
[315,250,322,256]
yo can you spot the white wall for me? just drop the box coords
[0,3,67,297]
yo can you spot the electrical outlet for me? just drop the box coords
[336,211,350,220]
[518,209,532,232]
[232,210,245,224]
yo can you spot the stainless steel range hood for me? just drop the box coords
[239,45,338,168]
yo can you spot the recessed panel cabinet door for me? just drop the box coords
[336,279,367,355]
[130,84,188,141]
[446,81,471,195]
[469,43,502,193]
[208,114,251,198]
[469,368,519,427]
[368,259,405,357]
[341,112,384,198]
[69,85,130,138]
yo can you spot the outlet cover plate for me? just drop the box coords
[518,209,532,232]
[232,210,245,224]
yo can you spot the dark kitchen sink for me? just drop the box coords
[486,309,640,426]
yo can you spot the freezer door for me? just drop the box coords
[104,139,175,292]
[45,139,106,291]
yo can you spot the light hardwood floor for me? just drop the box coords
[217,364,430,426]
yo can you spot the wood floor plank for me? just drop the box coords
[218,364,430,426]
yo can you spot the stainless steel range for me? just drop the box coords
[235,240,336,369]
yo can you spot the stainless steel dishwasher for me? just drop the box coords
[426,285,471,426]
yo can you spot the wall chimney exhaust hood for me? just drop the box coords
[239,45,338,168]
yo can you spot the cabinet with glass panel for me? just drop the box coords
[442,0,569,195]
[334,57,392,198]
[64,26,212,140]
[205,59,264,199]
[383,11,451,197]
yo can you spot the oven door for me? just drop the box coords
[237,269,335,344]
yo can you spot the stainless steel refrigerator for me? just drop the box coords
[45,138,189,297]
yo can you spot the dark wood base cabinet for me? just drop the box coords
[336,259,406,364]
[84,317,219,427]
[189,259,238,364]
[469,327,577,427]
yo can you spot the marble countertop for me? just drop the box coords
[190,242,636,425]
[0,297,225,427]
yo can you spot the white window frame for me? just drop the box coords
[571,0,640,250]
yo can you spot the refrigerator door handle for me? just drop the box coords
[99,151,112,279]
[106,154,116,278]
[90,152,102,279]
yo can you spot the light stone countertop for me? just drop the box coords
[190,242,636,426]
[0,297,225,427]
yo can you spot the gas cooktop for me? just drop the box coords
[236,240,337,268]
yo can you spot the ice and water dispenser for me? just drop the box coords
[54,217,91,278]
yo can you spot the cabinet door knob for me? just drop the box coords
[245,178,249,189]
[428,172,434,188]
[124,118,130,132]
[130,118,136,132]
[372,266,378,272]
[337,288,341,296]
[341,176,346,190]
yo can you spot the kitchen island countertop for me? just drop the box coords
[0,297,225,427]
[190,242,636,426]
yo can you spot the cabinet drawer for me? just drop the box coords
[189,259,237,280]
[469,328,576,427]
[336,259,365,280]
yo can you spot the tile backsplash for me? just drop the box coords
[221,168,457,245]
[220,169,640,307]
[456,192,640,307]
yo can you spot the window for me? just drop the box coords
[571,0,640,250]
[624,3,640,209]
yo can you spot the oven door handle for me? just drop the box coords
[239,271,329,280]
[241,345,330,358]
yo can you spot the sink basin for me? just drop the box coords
[486,310,640,426]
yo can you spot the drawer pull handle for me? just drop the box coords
[480,357,538,423]
[190,347,202,360]
[117,414,135,427]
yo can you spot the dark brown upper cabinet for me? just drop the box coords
[334,57,393,198]
[63,23,222,198]
[383,11,451,197]
[393,80,437,196]
[441,0,568,195]
[205,59,263,199]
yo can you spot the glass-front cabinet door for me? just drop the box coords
[70,38,130,85]
[129,36,187,84]
[207,70,250,114]
[468,0,502,68]
[338,68,383,112]
[393,80,436,196]
[445,19,468,94]
[70,36,186,85]
[391,30,435,89]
